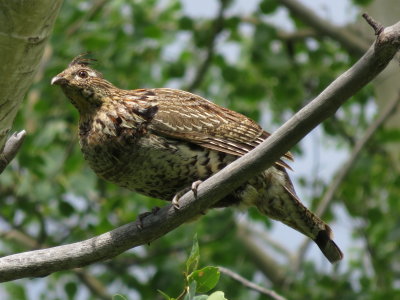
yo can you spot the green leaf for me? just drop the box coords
[186,234,200,274]
[188,267,220,293]
[179,16,193,30]
[207,291,228,300]
[5,283,26,300]
[184,281,197,300]
[144,25,162,38]
[65,281,77,298]
[259,0,278,14]
[352,0,374,5]
[193,296,209,300]
[112,294,128,300]
[58,200,75,217]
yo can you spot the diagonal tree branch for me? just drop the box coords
[219,266,287,300]
[236,224,286,286]
[318,94,400,218]
[1,228,112,300]
[279,0,370,55]
[292,91,400,271]
[0,15,399,283]
[186,0,227,92]
[66,0,108,37]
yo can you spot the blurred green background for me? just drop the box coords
[1,0,400,299]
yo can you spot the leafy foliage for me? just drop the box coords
[1,0,399,299]
[158,235,222,300]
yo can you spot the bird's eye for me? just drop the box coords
[78,70,88,79]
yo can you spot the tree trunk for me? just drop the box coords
[0,0,63,149]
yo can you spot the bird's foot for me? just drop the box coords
[191,180,202,198]
[137,206,160,230]
[172,190,186,210]
[172,180,203,209]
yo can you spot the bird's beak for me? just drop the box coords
[51,75,68,85]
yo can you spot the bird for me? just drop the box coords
[51,53,343,263]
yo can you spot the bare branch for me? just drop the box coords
[276,28,319,42]
[187,0,227,92]
[1,228,113,300]
[318,94,400,217]
[0,130,26,174]
[363,13,385,36]
[236,225,286,286]
[74,269,112,300]
[279,0,370,55]
[0,16,399,283]
[66,0,108,37]
[219,266,287,300]
[293,91,400,270]
[237,220,292,259]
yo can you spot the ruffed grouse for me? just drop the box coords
[51,54,343,263]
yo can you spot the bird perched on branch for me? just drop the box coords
[51,53,343,263]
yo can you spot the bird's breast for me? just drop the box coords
[77,111,236,200]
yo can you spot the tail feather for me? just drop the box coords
[248,166,344,263]
[314,229,344,263]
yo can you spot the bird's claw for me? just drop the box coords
[191,180,202,198]
[172,194,181,210]
[172,180,203,209]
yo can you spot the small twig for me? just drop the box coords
[236,220,291,258]
[363,13,384,36]
[279,0,370,56]
[187,0,227,92]
[277,28,318,42]
[66,0,108,36]
[0,130,26,174]
[236,225,286,286]
[219,266,287,300]
[329,116,356,146]
[293,92,400,270]
[358,224,382,287]
[74,269,112,300]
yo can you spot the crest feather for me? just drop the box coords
[69,52,97,67]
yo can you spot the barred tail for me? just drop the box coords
[314,229,344,263]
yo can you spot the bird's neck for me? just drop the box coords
[62,85,108,115]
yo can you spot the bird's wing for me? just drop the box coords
[124,88,293,166]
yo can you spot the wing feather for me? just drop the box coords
[125,88,293,166]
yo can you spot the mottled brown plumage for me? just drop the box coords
[51,54,343,263]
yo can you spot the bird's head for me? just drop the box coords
[51,53,116,114]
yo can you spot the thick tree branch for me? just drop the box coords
[279,0,370,55]
[0,0,63,149]
[1,228,112,300]
[219,266,287,300]
[0,15,399,283]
